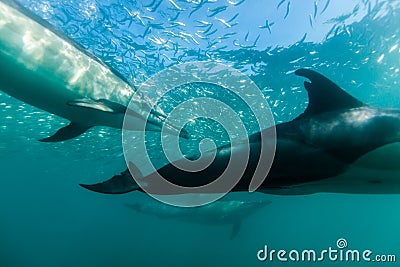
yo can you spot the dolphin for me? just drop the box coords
[80,69,400,195]
[125,199,271,239]
[0,0,185,142]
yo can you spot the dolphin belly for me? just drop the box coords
[352,143,400,171]
[261,143,400,195]
[262,168,400,195]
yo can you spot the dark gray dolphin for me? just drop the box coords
[126,199,271,240]
[80,69,400,195]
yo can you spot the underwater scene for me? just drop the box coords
[1,0,400,266]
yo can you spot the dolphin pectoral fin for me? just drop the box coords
[230,221,241,240]
[67,98,126,113]
[294,69,365,117]
[70,99,191,139]
[80,165,141,194]
[39,122,91,142]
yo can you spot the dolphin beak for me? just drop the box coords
[125,106,190,139]
[148,109,190,139]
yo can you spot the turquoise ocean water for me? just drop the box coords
[1,0,400,266]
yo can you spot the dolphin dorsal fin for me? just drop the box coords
[295,69,365,117]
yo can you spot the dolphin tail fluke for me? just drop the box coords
[79,162,141,194]
[230,221,241,240]
[39,122,91,142]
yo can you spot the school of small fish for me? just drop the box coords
[21,0,385,88]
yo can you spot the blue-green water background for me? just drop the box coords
[1,0,400,266]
